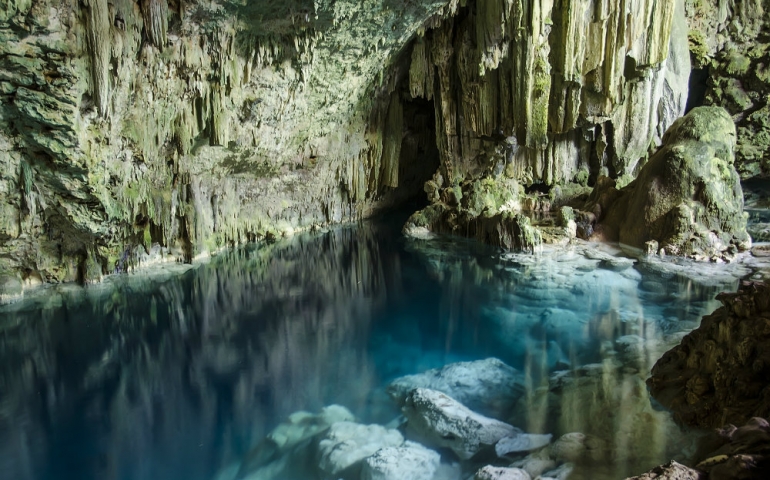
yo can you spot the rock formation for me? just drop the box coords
[648,281,770,428]
[584,106,751,260]
[10,0,768,290]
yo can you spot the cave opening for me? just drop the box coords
[685,67,709,113]
[380,95,440,213]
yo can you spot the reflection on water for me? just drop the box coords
[0,216,741,480]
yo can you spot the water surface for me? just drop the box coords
[0,214,744,480]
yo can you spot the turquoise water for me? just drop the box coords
[0,214,744,480]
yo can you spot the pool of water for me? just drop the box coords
[0,214,749,480]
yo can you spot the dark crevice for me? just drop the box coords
[686,67,709,113]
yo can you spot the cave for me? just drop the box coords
[1,1,769,480]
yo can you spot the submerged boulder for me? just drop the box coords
[235,405,355,479]
[402,388,518,460]
[495,432,553,456]
[692,417,770,479]
[587,106,751,260]
[317,422,404,478]
[387,358,525,419]
[474,465,532,480]
[625,460,703,480]
[360,441,441,480]
[648,281,770,428]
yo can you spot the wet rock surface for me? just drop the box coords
[648,281,770,428]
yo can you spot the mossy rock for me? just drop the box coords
[596,106,751,259]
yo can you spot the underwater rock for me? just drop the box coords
[474,465,531,480]
[648,281,770,428]
[387,358,525,419]
[236,405,355,479]
[692,417,770,480]
[510,449,557,478]
[590,106,751,261]
[360,441,440,480]
[317,421,404,478]
[548,432,611,464]
[625,460,703,480]
[402,388,518,460]
[495,432,553,456]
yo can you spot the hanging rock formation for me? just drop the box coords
[0,0,768,291]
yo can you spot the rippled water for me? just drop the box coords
[0,213,746,480]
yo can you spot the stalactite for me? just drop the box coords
[141,0,168,48]
[381,93,403,189]
[409,40,433,100]
[432,23,458,184]
[83,0,111,117]
[210,84,228,146]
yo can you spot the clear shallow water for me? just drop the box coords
[0,214,745,480]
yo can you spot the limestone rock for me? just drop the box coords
[592,106,751,261]
[387,358,525,419]
[474,465,531,480]
[402,388,518,460]
[648,281,770,428]
[360,441,440,480]
[625,461,703,480]
[317,421,404,477]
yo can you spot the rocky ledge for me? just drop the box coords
[647,281,770,428]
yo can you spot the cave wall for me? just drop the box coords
[0,0,458,288]
[685,0,770,179]
[0,0,767,292]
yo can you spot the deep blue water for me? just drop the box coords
[0,213,742,480]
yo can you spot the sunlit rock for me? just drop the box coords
[360,441,440,480]
[402,388,518,460]
[387,358,525,419]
